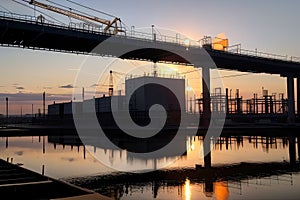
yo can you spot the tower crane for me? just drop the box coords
[27,0,125,35]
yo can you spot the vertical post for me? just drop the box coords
[6,97,8,119]
[43,92,46,118]
[270,96,274,114]
[31,104,34,120]
[202,67,211,127]
[42,165,45,176]
[287,75,295,124]
[297,77,300,116]
[264,96,269,114]
[42,136,45,154]
[225,88,229,115]
[82,87,85,101]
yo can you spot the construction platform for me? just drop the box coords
[0,159,111,200]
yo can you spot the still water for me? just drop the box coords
[0,133,299,199]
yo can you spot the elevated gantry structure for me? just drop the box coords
[0,3,300,124]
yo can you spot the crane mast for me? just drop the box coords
[29,0,125,35]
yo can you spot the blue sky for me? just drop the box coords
[0,0,299,114]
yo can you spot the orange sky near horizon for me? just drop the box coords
[0,0,299,115]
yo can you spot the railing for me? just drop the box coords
[0,10,299,64]
[125,72,185,80]
[226,43,300,62]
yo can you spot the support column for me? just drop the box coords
[297,77,300,116]
[202,67,211,127]
[289,135,296,165]
[287,75,295,124]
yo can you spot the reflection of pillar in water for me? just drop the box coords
[152,180,159,198]
[289,135,296,165]
[204,139,212,168]
[42,136,45,154]
[225,137,229,150]
[5,137,8,148]
[204,178,213,197]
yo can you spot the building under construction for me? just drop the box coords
[48,72,186,128]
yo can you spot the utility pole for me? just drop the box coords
[5,97,8,119]
[43,92,45,118]
[82,87,85,101]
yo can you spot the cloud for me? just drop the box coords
[43,86,52,89]
[16,86,25,90]
[59,84,74,89]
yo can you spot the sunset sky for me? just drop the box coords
[0,0,299,115]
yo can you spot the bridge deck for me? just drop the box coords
[0,11,300,76]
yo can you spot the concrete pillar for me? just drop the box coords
[202,67,211,127]
[289,135,296,165]
[297,77,300,115]
[287,75,295,123]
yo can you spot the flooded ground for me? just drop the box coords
[0,133,299,199]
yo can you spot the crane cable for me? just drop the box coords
[0,4,12,13]
[13,0,67,25]
[43,0,105,27]
[65,0,116,18]
[65,0,129,32]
